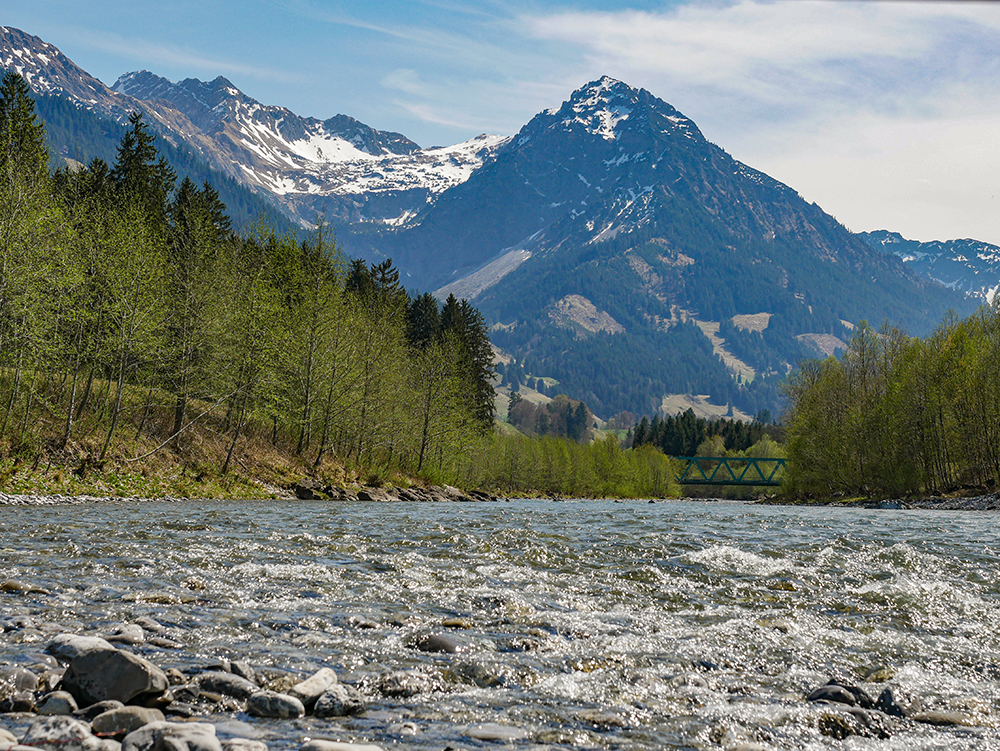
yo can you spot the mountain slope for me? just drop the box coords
[350,77,976,418]
[859,230,1000,303]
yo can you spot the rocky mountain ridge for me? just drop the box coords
[859,230,1000,303]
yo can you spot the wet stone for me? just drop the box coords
[92,707,166,738]
[288,668,337,709]
[379,670,436,698]
[246,691,304,719]
[46,635,116,663]
[104,625,145,646]
[413,633,466,654]
[121,721,223,751]
[194,672,258,700]
[62,649,169,706]
[0,729,16,745]
[73,701,125,721]
[0,666,39,691]
[807,684,857,706]
[222,741,267,751]
[911,709,975,726]
[21,716,101,751]
[313,684,366,718]
[300,742,384,751]
[228,662,255,685]
[0,689,35,713]
[37,690,79,715]
[464,723,529,742]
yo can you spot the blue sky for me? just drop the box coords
[8,0,1000,245]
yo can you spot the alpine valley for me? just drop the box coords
[2,26,984,422]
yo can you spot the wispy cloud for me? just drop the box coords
[67,27,295,83]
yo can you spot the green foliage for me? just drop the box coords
[633,408,783,457]
[784,306,1000,497]
[457,431,682,498]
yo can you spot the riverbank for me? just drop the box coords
[759,491,1000,511]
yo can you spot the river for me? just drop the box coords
[1,499,999,750]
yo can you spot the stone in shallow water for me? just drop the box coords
[413,633,466,654]
[379,670,435,697]
[21,716,101,751]
[222,741,267,751]
[807,684,857,706]
[246,691,304,719]
[121,721,222,751]
[62,649,168,706]
[46,634,116,663]
[464,724,529,742]
[300,742,383,751]
[313,685,366,718]
[288,668,337,709]
[911,710,975,726]
[0,666,39,691]
[104,625,145,646]
[92,707,165,737]
[74,700,125,721]
[37,690,79,715]
[195,672,258,700]
[0,729,16,745]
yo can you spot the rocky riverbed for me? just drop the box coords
[2,498,999,750]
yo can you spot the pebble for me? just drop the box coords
[313,685,366,718]
[464,723,529,741]
[300,742,384,751]
[246,691,305,719]
[92,707,166,737]
[36,691,78,715]
[121,721,222,751]
[413,633,466,654]
[0,666,38,691]
[195,672,259,700]
[104,625,145,646]
[288,668,338,709]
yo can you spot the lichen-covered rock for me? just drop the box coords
[62,648,168,706]
[121,722,223,751]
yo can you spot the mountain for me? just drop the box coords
[1,27,980,419]
[346,77,977,419]
[0,26,505,230]
[858,230,1000,303]
[0,26,293,233]
[113,70,509,226]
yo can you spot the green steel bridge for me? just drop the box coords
[675,456,785,487]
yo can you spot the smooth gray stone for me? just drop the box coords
[62,649,168,706]
[413,633,466,654]
[379,670,435,697]
[313,685,365,718]
[37,691,79,715]
[121,722,222,751]
[195,672,258,700]
[92,707,165,737]
[807,684,857,706]
[288,668,337,709]
[46,635,116,663]
[300,742,383,751]
[0,666,39,691]
[464,724,528,741]
[132,618,165,634]
[911,710,974,726]
[73,700,125,721]
[246,691,304,719]
[20,716,101,751]
[222,741,267,751]
[228,662,256,685]
[104,626,145,646]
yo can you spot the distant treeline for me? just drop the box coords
[784,310,1000,496]
[0,71,495,480]
[632,408,782,457]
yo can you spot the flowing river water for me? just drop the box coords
[2,498,1000,750]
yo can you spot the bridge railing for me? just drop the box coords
[674,456,785,486]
